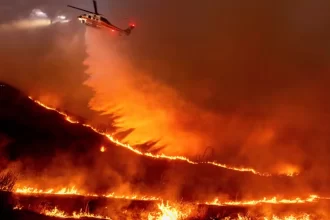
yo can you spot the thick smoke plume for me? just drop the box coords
[84,28,215,156]
[83,0,330,189]
[0,0,102,121]
[0,8,70,31]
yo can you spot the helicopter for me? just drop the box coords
[67,0,135,36]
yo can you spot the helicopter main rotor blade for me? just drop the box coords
[93,0,99,15]
[67,5,96,14]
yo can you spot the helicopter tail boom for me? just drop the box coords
[123,24,135,36]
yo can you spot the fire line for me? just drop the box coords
[14,186,161,201]
[14,186,330,206]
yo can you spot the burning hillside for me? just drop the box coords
[1,82,330,219]
[0,82,304,196]
[1,0,330,219]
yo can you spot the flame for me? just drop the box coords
[225,214,311,220]
[13,205,23,210]
[27,97,295,177]
[148,201,191,220]
[15,186,330,208]
[204,161,271,176]
[205,195,323,206]
[265,214,310,220]
[44,206,111,219]
[15,186,79,195]
[100,146,106,152]
[103,192,160,201]
[12,188,329,220]
[20,205,315,220]
[273,163,300,176]
[14,186,161,201]
[44,207,67,218]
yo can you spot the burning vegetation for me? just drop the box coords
[0,83,330,220]
[1,0,330,219]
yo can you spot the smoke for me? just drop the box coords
[0,8,71,31]
[0,4,96,119]
[83,27,330,176]
[0,8,51,31]
[0,18,51,31]
[1,0,330,199]
[84,28,216,156]
[83,0,330,190]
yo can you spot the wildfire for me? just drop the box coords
[17,205,315,220]
[15,186,79,195]
[15,186,330,211]
[12,187,328,220]
[103,192,160,201]
[265,214,310,220]
[225,214,311,220]
[13,205,23,210]
[205,195,322,206]
[100,146,106,152]
[14,186,161,201]
[28,97,295,177]
[205,161,271,176]
[148,201,192,220]
[43,206,111,219]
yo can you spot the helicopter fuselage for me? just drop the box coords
[68,0,135,36]
[78,14,121,32]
